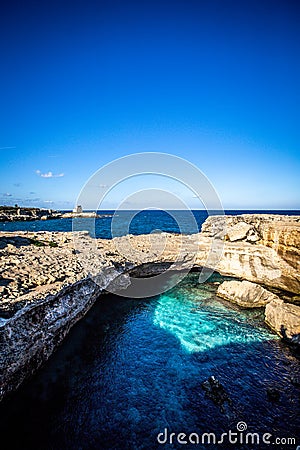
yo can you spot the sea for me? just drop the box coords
[0,210,299,449]
[0,209,299,238]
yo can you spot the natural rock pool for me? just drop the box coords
[0,272,299,449]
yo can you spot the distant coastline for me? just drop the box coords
[0,206,112,222]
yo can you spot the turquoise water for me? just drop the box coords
[0,272,299,449]
[153,275,276,354]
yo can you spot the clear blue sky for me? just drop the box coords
[0,0,299,210]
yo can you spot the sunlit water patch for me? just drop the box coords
[0,272,299,450]
[154,274,277,353]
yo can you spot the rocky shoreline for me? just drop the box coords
[0,206,61,222]
[0,206,111,221]
[0,214,299,401]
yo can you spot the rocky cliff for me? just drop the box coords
[199,214,300,293]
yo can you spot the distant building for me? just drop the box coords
[73,205,83,213]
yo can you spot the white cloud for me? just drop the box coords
[44,200,54,204]
[36,170,64,178]
[3,192,12,197]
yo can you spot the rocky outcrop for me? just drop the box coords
[265,299,300,338]
[259,222,300,271]
[202,213,300,250]
[0,232,89,315]
[226,222,256,242]
[0,205,112,221]
[0,206,61,222]
[199,215,300,294]
[0,269,125,401]
[217,280,279,307]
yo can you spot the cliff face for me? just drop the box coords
[0,271,125,401]
[105,215,300,294]
[199,215,300,294]
[1,279,102,400]
[0,214,299,401]
[259,222,300,270]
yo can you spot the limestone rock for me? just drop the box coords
[227,222,252,242]
[259,222,300,270]
[265,299,300,338]
[217,280,279,307]
[194,236,300,294]
[0,270,120,401]
[246,229,260,243]
[198,214,300,294]
[200,216,227,239]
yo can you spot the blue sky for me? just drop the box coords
[0,0,299,210]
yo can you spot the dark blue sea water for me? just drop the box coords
[0,210,299,238]
[0,273,299,450]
